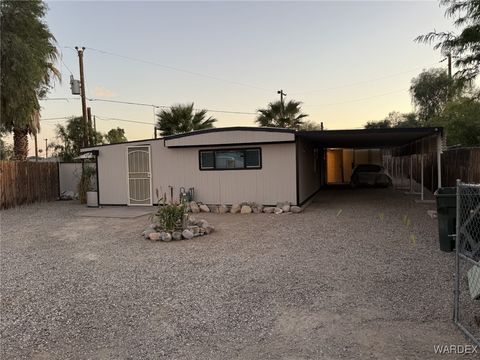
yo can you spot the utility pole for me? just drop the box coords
[75,46,88,148]
[277,89,286,119]
[44,139,48,158]
[153,106,157,139]
[34,134,38,161]
[277,89,286,106]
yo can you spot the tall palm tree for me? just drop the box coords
[156,103,217,136]
[256,100,308,129]
[1,0,61,160]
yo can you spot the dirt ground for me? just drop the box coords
[0,188,472,359]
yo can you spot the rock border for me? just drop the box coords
[186,201,303,215]
[142,217,215,242]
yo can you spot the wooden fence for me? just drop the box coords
[388,147,480,193]
[0,161,59,210]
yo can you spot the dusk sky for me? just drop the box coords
[31,1,458,153]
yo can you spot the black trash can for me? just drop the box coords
[434,187,457,252]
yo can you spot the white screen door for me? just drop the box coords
[127,146,152,206]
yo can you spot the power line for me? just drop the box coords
[290,64,437,95]
[86,98,258,115]
[85,46,271,92]
[95,115,153,126]
[304,88,409,107]
[40,116,74,121]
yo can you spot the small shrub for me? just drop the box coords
[153,197,187,232]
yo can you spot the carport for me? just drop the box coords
[296,127,443,203]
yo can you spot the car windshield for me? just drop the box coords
[354,164,383,173]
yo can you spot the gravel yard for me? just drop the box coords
[0,188,468,359]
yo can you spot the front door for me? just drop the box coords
[127,146,152,206]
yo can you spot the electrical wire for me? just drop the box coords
[85,46,271,92]
[88,98,258,115]
[290,64,437,95]
[304,88,409,107]
[40,97,258,115]
[40,116,74,121]
[95,115,153,125]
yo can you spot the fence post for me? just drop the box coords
[454,179,460,323]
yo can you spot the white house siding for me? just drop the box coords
[164,129,295,148]
[297,138,322,204]
[87,139,297,206]
[153,142,296,205]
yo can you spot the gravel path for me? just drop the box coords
[0,188,468,359]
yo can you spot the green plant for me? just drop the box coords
[78,165,96,204]
[153,196,187,232]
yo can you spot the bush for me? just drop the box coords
[154,198,186,232]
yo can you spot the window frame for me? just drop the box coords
[198,147,262,171]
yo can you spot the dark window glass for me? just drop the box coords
[245,149,260,168]
[215,150,244,169]
[199,148,261,170]
[200,151,214,169]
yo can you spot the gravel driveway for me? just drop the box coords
[0,188,468,359]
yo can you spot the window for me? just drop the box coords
[200,151,214,169]
[199,148,262,170]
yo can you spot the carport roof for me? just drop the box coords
[296,127,442,148]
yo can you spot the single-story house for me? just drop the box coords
[81,126,442,206]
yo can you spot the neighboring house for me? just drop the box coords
[81,126,442,206]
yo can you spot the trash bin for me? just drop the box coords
[434,187,457,252]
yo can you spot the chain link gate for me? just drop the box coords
[454,181,480,347]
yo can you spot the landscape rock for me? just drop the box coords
[188,225,200,236]
[204,225,215,234]
[274,207,283,215]
[187,217,197,226]
[199,204,210,213]
[277,201,290,208]
[145,223,157,230]
[198,220,209,229]
[148,232,161,241]
[208,204,218,213]
[160,232,172,242]
[291,206,302,213]
[199,227,206,236]
[143,229,156,239]
[230,204,241,214]
[252,204,263,214]
[182,229,194,239]
[218,204,229,214]
[189,202,200,213]
[172,231,183,240]
[240,205,252,214]
[60,190,77,200]
[263,207,275,214]
[281,204,291,213]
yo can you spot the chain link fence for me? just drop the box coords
[454,181,480,347]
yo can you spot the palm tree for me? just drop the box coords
[1,0,61,160]
[156,103,217,136]
[256,100,308,129]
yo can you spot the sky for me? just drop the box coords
[25,1,459,154]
